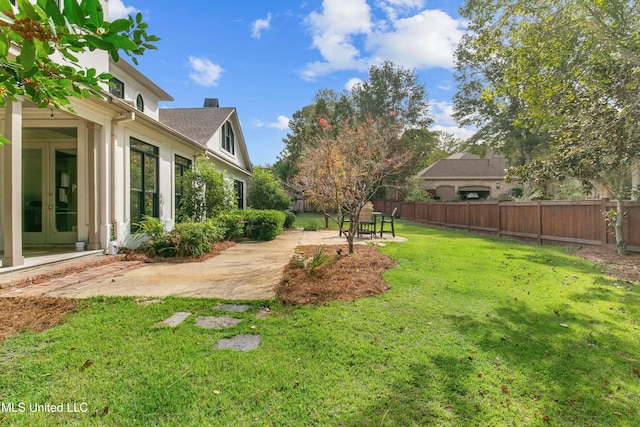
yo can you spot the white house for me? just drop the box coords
[0,1,252,268]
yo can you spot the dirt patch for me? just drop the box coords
[122,241,236,263]
[570,246,640,283]
[276,244,396,306]
[0,297,78,341]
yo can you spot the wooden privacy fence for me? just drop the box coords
[372,198,640,253]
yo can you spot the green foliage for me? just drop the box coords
[169,220,226,258]
[404,178,434,202]
[133,218,226,258]
[0,0,158,143]
[278,62,434,183]
[459,0,640,253]
[216,210,246,241]
[306,246,330,276]
[283,211,296,228]
[242,209,286,241]
[247,166,291,211]
[177,155,227,222]
[552,180,591,201]
[133,215,165,240]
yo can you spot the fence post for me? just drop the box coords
[496,200,501,238]
[601,197,609,247]
[537,201,543,245]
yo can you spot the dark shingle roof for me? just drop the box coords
[159,107,234,145]
[418,151,508,179]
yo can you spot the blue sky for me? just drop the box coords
[109,0,471,166]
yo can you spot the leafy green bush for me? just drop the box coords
[134,218,227,258]
[170,220,226,257]
[284,211,296,228]
[247,166,291,211]
[133,215,165,240]
[242,209,286,241]
[177,155,237,222]
[217,210,246,241]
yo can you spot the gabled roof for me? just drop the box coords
[417,151,508,179]
[159,107,234,145]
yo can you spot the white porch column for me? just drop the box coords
[2,100,24,267]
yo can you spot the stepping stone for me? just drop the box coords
[216,304,250,312]
[214,334,261,352]
[195,315,243,329]
[154,312,191,327]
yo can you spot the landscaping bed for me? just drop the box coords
[276,244,396,305]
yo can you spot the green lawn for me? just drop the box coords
[1,221,639,426]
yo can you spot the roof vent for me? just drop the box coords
[203,98,219,108]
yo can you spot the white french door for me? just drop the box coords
[22,141,78,245]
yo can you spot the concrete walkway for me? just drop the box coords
[0,229,406,300]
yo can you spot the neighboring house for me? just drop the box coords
[0,1,252,267]
[416,151,514,201]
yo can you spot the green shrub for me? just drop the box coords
[171,220,226,257]
[247,166,291,210]
[217,210,246,240]
[242,209,286,241]
[133,215,165,240]
[284,211,296,228]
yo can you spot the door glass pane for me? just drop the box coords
[23,148,43,232]
[55,149,77,232]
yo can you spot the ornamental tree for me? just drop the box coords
[291,115,409,254]
[0,0,158,143]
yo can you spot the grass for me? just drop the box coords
[292,212,338,231]
[1,221,639,426]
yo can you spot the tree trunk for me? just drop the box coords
[347,219,358,254]
[614,198,628,256]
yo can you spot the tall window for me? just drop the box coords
[234,180,244,209]
[222,122,235,154]
[174,154,192,222]
[109,77,124,99]
[130,138,159,231]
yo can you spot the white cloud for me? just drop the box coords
[431,124,475,141]
[188,56,224,87]
[429,99,457,127]
[108,0,138,20]
[366,10,464,69]
[301,1,466,80]
[251,13,272,39]
[254,116,291,130]
[428,99,474,140]
[302,0,373,80]
[344,77,364,91]
[267,115,291,130]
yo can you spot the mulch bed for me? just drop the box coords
[276,244,396,306]
[570,246,640,283]
[0,297,78,341]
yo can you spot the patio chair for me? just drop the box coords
[379,207,398,238]
[357,205,376,239]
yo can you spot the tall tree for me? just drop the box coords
[453,11,550,165]
[459,0,640,255]
[278,61,435,197]
[0,0,158,143]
